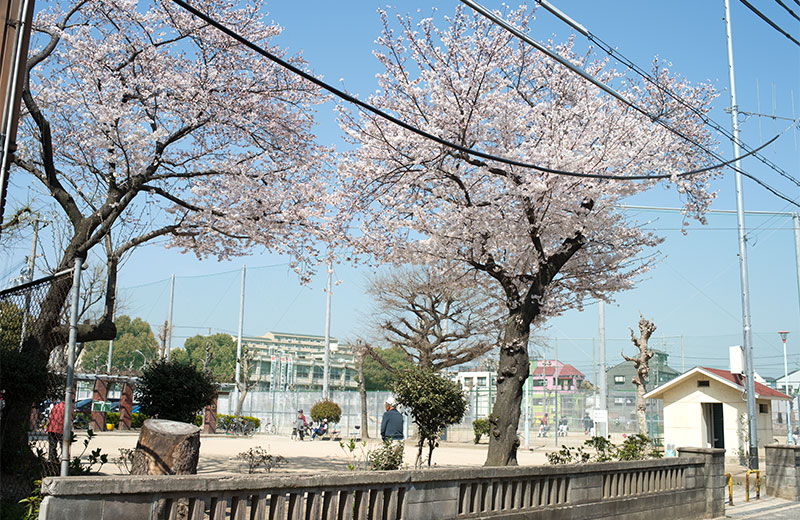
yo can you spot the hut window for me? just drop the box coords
[697,380,710,387]
[759,404,768,414]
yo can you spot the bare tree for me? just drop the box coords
[234,346,257,416]
[622,315,657,435]
[366,266,503,371]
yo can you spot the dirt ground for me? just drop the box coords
[80,429,591,475]
[79,428,756,477]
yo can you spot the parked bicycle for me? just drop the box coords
[217,415,255,436]
[263,420,277,435]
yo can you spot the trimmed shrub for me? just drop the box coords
[134,359,217,424]
[217,414,260,430]
[472,418,490,444]
[310,399,342,424]
[106,412,120,428]
[131,412,149,429]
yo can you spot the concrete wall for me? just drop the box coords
[660,372,776,456]
[765,444,800,501]
[39,449,725,520]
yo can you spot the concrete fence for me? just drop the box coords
[765,444,800,501]
[39,447,724,520]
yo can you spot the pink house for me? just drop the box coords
[530,360,585,391]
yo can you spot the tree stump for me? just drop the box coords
[130,419,201,475]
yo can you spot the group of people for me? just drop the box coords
[535,413,595,437]
[293,397,405,442]
[293,409,330,440]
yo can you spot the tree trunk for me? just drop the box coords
[130,419,201,475]
[636,384,648,435]
[235,384,247,416]
[485,310,530,466]
[415,438,424,468]
[357,352,370,439]
[624,315,656,437]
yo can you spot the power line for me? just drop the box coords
[535,0,800,191]
[738,0,800,47]
[461,0,800,206]
[172,0,785,184]
[774,0,800,23]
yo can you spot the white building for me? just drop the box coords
[644,366,789,459]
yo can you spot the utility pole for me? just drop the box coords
[780,331,793,444]
[18,217,39,346]
[323,262,332,399]
[794,214,800,321]
[554,339,560,448]
[724,0,759,469]
[598,301,608,438]
[165,274,175,360]
[61,257,82,476]
[234,265,246,414]
[681,336,685,373]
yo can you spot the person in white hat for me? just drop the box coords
[381,396,404,441]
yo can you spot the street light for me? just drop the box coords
[779,331,792,444]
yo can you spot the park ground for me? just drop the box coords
[78,430,800,518]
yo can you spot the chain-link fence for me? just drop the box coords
[0,270,72,502]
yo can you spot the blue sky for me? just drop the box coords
[4,1,800,381]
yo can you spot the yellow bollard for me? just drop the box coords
[724,473,733,505]
[745,470,761,502]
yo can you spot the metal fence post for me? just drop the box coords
[60,257,82,476]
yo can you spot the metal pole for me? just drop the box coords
[681,335,685,373]
[0,0,34,224]
[554,339,559,448]
[724,0,759,469]
[165,274,174,360]
[599,301,608,438]
[234,265,246,414]
[794,213,800,320]
[781,332,793,444]
[61,257,83,476]
[323,262,332,399]
[523,374,530,449]
[18,218,38,347]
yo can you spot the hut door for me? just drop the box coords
[702,403,725,449]
[710,403,724,449]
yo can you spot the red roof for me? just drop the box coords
[532,364,584,377]
[702,367,790,399]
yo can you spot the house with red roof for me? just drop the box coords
[644,366,790,460]
[527,360,587,428]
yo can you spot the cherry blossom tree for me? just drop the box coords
[338,5,718,466]
[2,0,333,468]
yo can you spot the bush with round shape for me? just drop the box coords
[310,399,342,424]
[134,359,217,424]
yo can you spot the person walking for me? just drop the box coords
[295,409,307,441]
[583,413,593,435]
[380,396,403,441]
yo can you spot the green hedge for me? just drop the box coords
[217,414,260,429]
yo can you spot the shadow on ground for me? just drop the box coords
[198,454,351,475]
